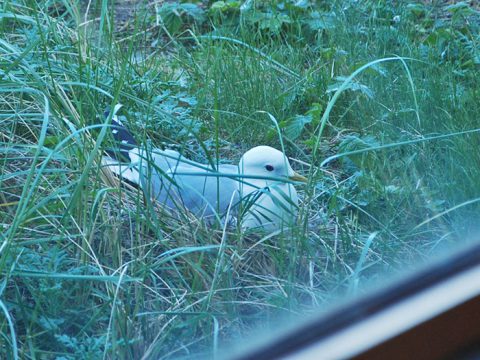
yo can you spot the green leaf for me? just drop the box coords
[294,0,310,10]
[327,76,374,99]
[179,3,206,23]
[210,1,227,11]
[304,11,336,31]
[406,3,426,17]
[338,134,380,168]
[281,114,312,140]
[306,102,324,127]
[446,2,476,16]
[210,1,240,13]
[240,0,254,12]
[157,2,206,34]
[474,52,480,64]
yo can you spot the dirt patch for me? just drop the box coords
[80,0,155,31]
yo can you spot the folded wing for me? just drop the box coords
[102,106,240,222]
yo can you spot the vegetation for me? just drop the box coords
[1,0,479,358]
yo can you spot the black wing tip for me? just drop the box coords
[104,105,139,162]
[104,106,111,119]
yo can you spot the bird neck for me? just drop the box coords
[239,178,289,197]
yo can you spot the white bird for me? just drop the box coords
[102,106,307,231]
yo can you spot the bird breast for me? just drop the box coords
[241,182,299,231]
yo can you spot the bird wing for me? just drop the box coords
[153,163,240,218]
[102,105,242,224]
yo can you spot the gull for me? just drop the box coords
[102,106,307,231]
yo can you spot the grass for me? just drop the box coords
[1,0,480,358]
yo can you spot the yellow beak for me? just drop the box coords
[289,172,308,183]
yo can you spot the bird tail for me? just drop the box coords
[102,104,142,186]
[104,104,138,162]
[101,106,185,197]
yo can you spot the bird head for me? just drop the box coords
[238,146,307,186]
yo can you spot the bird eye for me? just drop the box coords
[265,165,274,171]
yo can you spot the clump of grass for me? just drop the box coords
[1,0,480,358]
